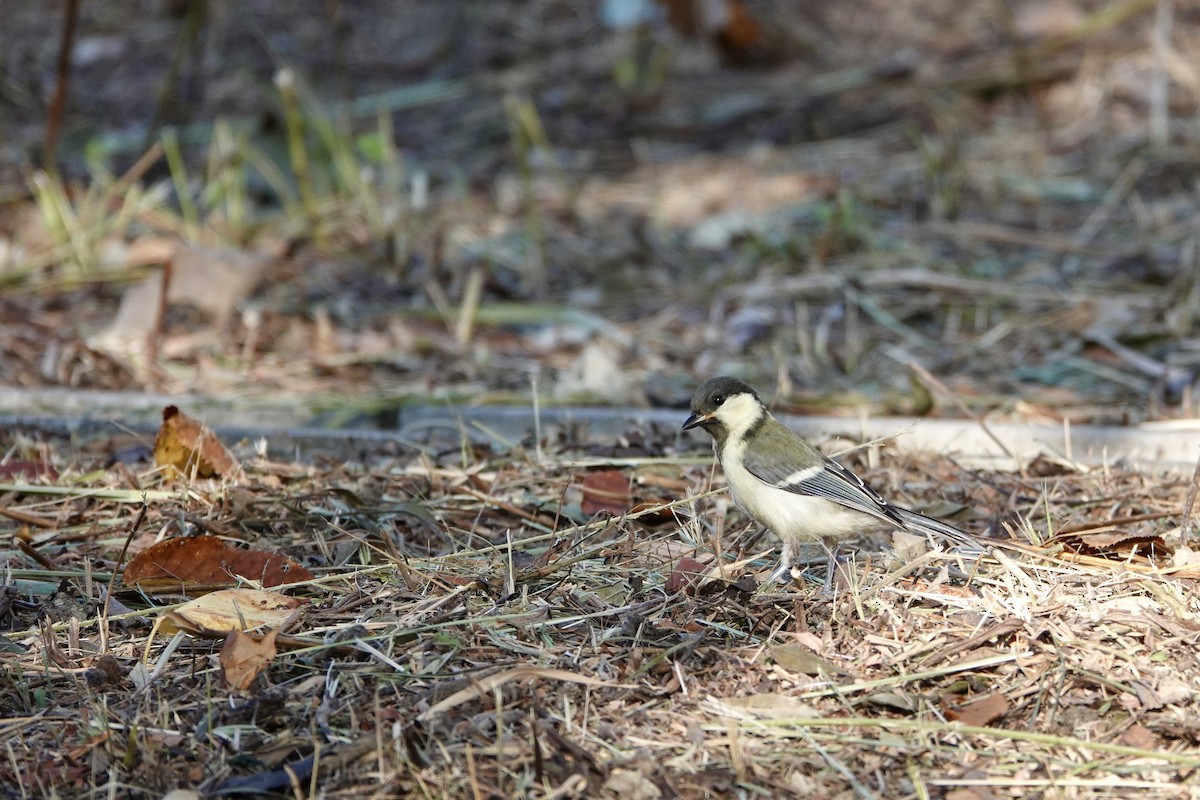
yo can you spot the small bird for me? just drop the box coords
[683,376,978,582]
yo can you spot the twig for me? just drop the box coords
[44,0,80,167]
[1150,0,1173,147]
[1179,449,1200,547]
[16,539,58,571]
[455,265,485,346]
[1056,511,1175,537]
[907,360,1014,461]
[101,502,147,653]
[1060,157,1145,276]
[0,506,58,529]
[148,252,171,362]
[276,68,321,245]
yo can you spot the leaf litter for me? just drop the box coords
[2,412,1200,797]
[3,1,1200,797]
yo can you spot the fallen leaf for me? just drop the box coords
[943,691,1009,726]
[1015,0,1085,40]
[580,469,631,517]
[0,461,59,482]
[719,693,818,719]
[1151,674,1193,706]
[153,406,240,479]
[1060,529,1168,562]
[1119,723,1156,749]
[627,500,675,525]
[666,556,707,595]
[160,588,306,637]
[128,662,153,691]
[945,788,997,800]
[84,653,125,688]
[602,768,662,800]
[89,243,273,356]
[893,576,976,598]
[657,0,765,63]
[220,628,279,690]
[770,643,844,676]
[1025,452,1083,477]
[1171,544,1200,568]
[866,692,918,713]
[1130,680,1163,710]
[123,535,313,591]
[554,339,631,400]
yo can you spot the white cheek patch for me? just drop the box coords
[714,393,763,439]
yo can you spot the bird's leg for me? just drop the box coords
[820,537,839,595]
[765,535,797,584]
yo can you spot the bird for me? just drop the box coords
[682,376,979,583]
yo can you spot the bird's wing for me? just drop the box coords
[893,507,979,548]
[740,422,905,529]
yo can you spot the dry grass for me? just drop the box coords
[2,423,1199,798]
[3,2,1200,796]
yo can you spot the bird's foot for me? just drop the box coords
[763,554,842,595]
[766,560,798,585]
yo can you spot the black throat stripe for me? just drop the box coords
[744,410,768,442]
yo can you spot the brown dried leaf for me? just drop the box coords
[220,628,279,691]
[666,556,707,595]
[943,691,1009,726]
[123,535,313,591]
[580,469,631,517]
[91,243,272,354]
[1119,723,1157,749]
[1025,452,1082,477]
[894,576,976,598]
[84,653,125,688]
[153,406,240,479]
[627,500,674,526]
[0,461,59,482]
[1061,530,1168,561]
[657,0,764,56]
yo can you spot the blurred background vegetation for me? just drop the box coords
[1,0,1198,426]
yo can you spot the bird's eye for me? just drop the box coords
[713,394,724,405]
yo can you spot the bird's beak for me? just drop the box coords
[682,411,713,431]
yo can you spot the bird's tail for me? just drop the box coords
[894,508,984,552]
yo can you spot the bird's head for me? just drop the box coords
[682,377,764,442]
